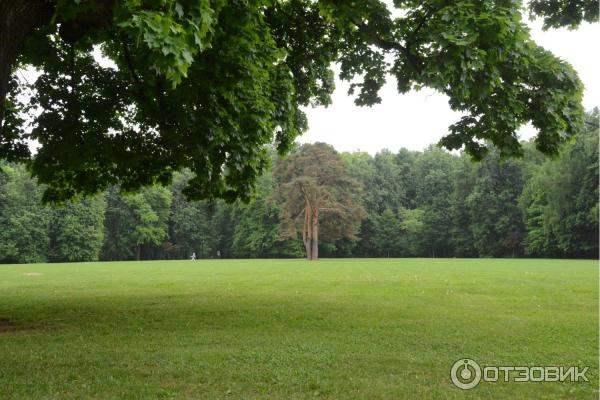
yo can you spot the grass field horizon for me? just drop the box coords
[1,258,597,399]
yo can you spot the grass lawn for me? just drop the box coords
[0,258,597,399]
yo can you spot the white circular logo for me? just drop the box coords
[451,358,481,390]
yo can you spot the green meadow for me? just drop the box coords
[0,259,597,399]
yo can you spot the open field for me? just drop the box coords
[0,259,597,399]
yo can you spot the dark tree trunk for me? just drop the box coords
[303,203,312,260]
[0,0,54,129]
[301,199,320,261]
[311,208,318,260]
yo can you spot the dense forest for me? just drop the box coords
[1,110,597,263]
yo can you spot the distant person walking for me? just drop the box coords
[190,252,196,261]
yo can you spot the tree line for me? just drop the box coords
[1,110,597,263]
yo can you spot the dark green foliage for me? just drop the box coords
[414,147,456,257]
[529,0,599,30]
[1,0,591,203]
[352,216,379,257]
[467,151,527,257]
[372,209,404,257]
[231,173,303,258]
[450,157,477,257]
[6,0,308,203]
[168,170,216,259]
[367,151,407,214]
[102,185,172,260]
[0,108,598,263]
[101,187,137,261]
[49,195,107,262]
[0,163,50,263]
[521,109,599,257]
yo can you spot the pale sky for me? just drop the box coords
[298,19,600,154]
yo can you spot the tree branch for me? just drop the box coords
[0,0,54,131]
[350,19,424,73]
[120,34,147,102]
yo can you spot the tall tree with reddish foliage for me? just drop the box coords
[273,143,364,260]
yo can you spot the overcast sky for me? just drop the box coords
[298,19,599,154]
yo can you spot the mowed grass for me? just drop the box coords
[0,259,597,399]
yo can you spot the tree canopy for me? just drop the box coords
[0,0,596,202]
[528,0,599,29]
[0,112,598,264]
[273,142,364,260]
